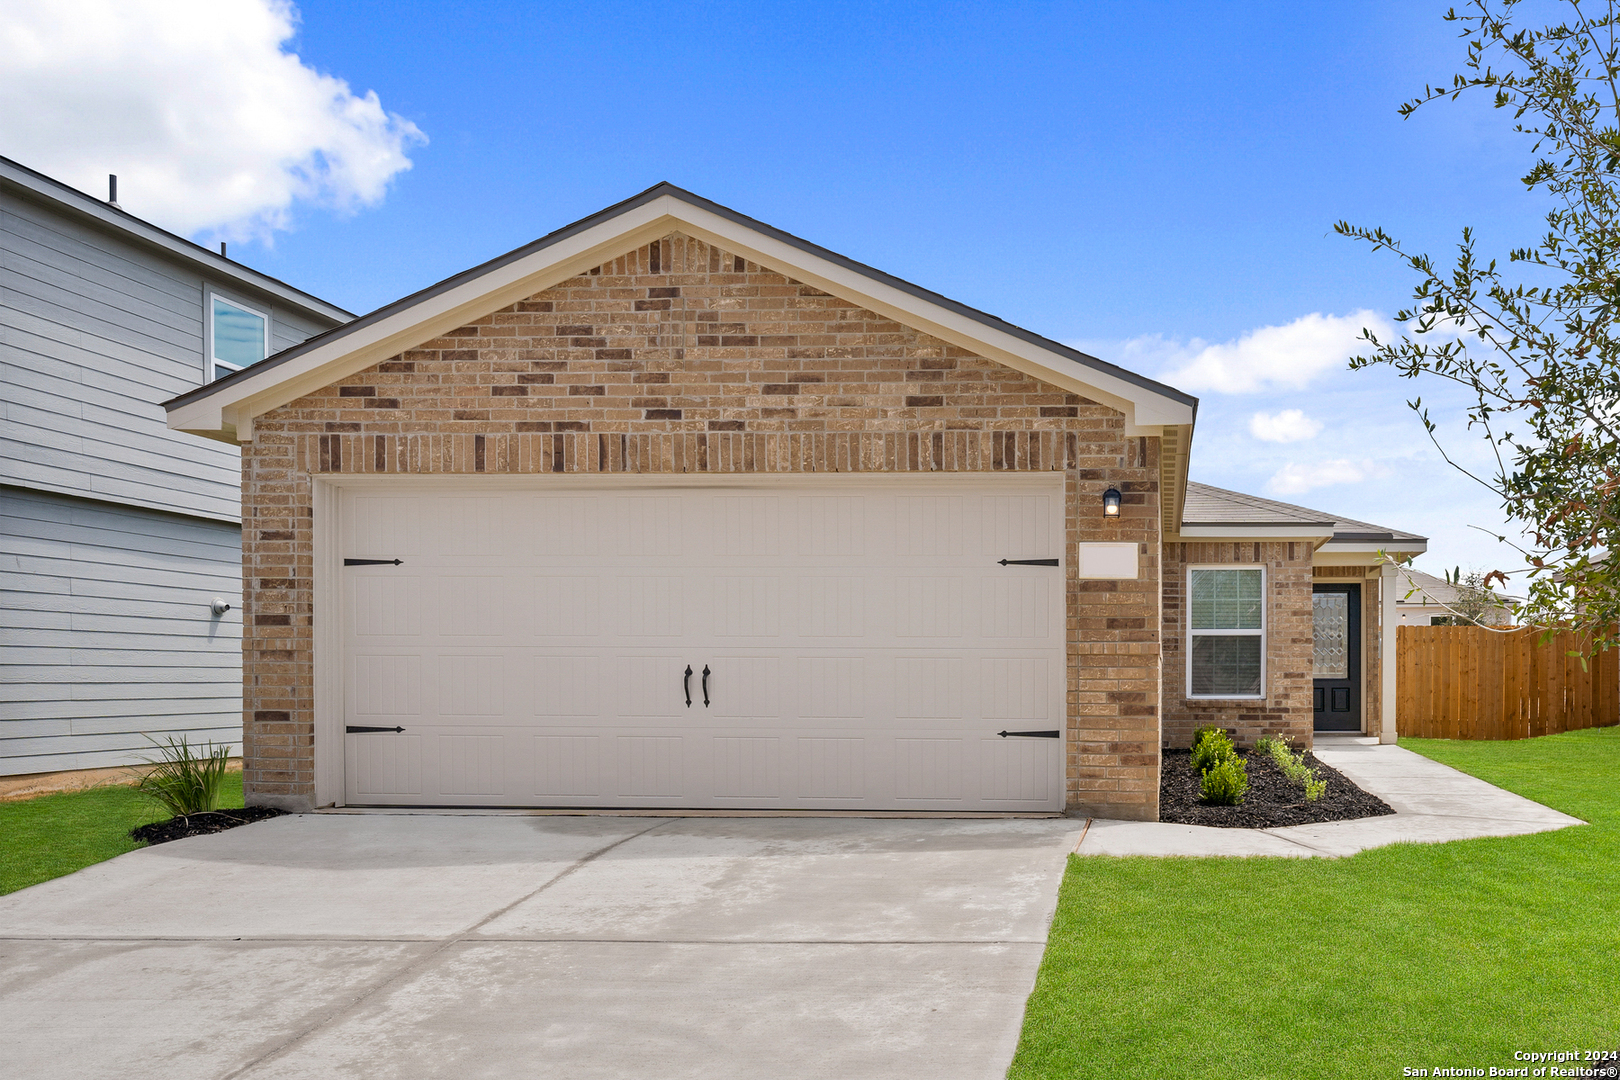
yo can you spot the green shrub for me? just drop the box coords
[1199,756,1249,805]
[133,735,232,818]
[1191,729,1236,774]
[1257,734,1329,801]
[1191,725,1223,753]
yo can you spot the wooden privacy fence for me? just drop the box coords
[1397,625,1619,740]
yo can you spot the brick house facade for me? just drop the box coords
[167,185,1422,819]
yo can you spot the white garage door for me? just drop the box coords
[337,476,1066,811]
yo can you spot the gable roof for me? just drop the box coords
[162,182,1198,443]
[1180,481,1427,552]
[0,154,353,326]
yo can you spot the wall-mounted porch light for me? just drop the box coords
[1102,487,1122,518]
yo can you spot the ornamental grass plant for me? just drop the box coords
[1257,734,1329,802]
[133,735,233,819]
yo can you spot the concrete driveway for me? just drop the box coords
[0,814,1082,1080]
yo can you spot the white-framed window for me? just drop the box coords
[1186,565,1266,698]
[207,292,269,381]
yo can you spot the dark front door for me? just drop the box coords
[1313,583,1361,731]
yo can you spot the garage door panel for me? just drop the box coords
[703,655,782,718]
[436,734,507,796]
[795,575,866,639]
[894,657,965,719]
[981,658,1050,720]
[434,575,511,638]
[981,576,1053,640]
[533,735,602,797]
[895,738,965,801]
[614,655,695,718]
[894,576,964,638]
[618,496,684,557]
[617,735,686,797]
[796,737,868,800]
[796,495,864,556]
[436,654,507,717]
[350,733,423,796]
[434,496,507,556]
[348,495,423,556]
[533,575,601,636]
[982,494,1056,560]
[530,496,601,556]
[979,739,1053,802]
[711,575,782,638]
[352,654,423,718]
[894,495,964,555]
[615,576,685,638]
[353,575,422,638]
[711,495,782,556]
[797,657,866,718]
[530,655,600,717]
[711,736,781,799]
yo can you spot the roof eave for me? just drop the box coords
[1319,539,1429,555]
[1176,523,1335,540]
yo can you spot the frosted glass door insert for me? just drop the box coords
[1313,592,1348,678]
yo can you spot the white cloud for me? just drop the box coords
[1265,458,1392,495]
[1248,408,1323,443]
[1150,310,1393,394]
[0,0,425,240]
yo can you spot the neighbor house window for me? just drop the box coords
[208,293,268,381]
[1187,567,1265,698]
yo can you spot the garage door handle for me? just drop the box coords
[702,665,711,707]
[997,729,1060,738]
[347,725,406,734]
[344,558,403,566]
[684,665,693,708]
[997,558,1059,567]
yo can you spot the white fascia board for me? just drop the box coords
[1175,523,1334,541]
[672,203,1195,432]
[1319,540,1428,557]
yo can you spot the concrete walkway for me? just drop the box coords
[1077,735,1585,858]
[0,815,1081,1080]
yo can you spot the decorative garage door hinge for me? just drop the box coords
[997,729,1060,738]
[344,558,403,566]
[346,725,406,733]
[997,558,1059,566]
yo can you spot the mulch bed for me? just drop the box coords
[1160,747,1395,829]
[130,807,286,846]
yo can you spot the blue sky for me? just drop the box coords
[3,1,1554,576]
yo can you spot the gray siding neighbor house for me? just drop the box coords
[2,155,351,777]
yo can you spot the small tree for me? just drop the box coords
[1335,0,1619,651]
[1437,565,1508,625]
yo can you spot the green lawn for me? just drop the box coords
[0,772,244,896]
[1010,726,1620,1080]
